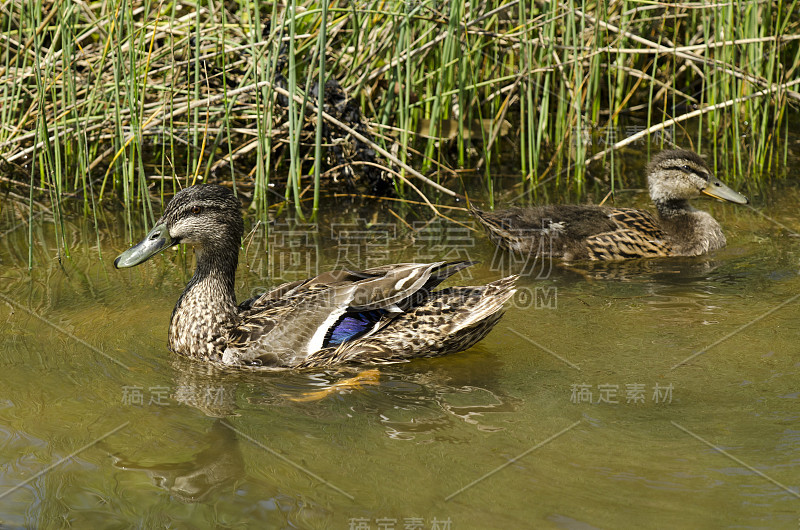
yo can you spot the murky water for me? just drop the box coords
[1,177,798,527]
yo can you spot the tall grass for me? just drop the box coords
[0,0,798,225]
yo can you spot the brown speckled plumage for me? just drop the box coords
[472,149,748,261]
[115,185,516,369]
[296,276,517,367]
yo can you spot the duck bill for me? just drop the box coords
[701,178,749,204]
[114,222,175,268]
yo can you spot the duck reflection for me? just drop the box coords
[243,352,519,441]
[112,420,244,503]
[109,357,246,502]
[553,255,721,283]
[113,349,516,501]
[370,358,519,439]
[167,355,243,417]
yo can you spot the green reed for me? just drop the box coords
[0,0,797,228]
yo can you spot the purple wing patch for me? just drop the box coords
[324,309,387,347]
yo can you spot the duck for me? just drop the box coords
[114,184,517,368]
[471,149,748,261]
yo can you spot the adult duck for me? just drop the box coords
[471,149,748,261]
[115,185,516,368]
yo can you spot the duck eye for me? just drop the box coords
[191,206,202,215]
[682,165,692,172]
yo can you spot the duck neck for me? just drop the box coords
[653,198,725,256]
[169,244,240,360]
[653,198,692,217]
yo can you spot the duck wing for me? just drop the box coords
[584,208,671,259]
[472,205,671,261]
[471,205,618,259]
[297,275,518,367]
[222,261,473,366]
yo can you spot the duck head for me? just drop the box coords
[647,149,748,206]
[114,184,244,269]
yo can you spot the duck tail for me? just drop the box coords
[400,274,518,359]
[469,207,518,252]
[450,275,518,333]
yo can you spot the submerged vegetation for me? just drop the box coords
[0,0,798,220]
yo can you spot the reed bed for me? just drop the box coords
[0,0,798,220]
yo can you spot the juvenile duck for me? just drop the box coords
[115,185,516,368]
[471,149,748,261]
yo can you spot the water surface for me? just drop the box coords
[0,182,798,528]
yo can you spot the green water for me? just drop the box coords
[0,184,798,528]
